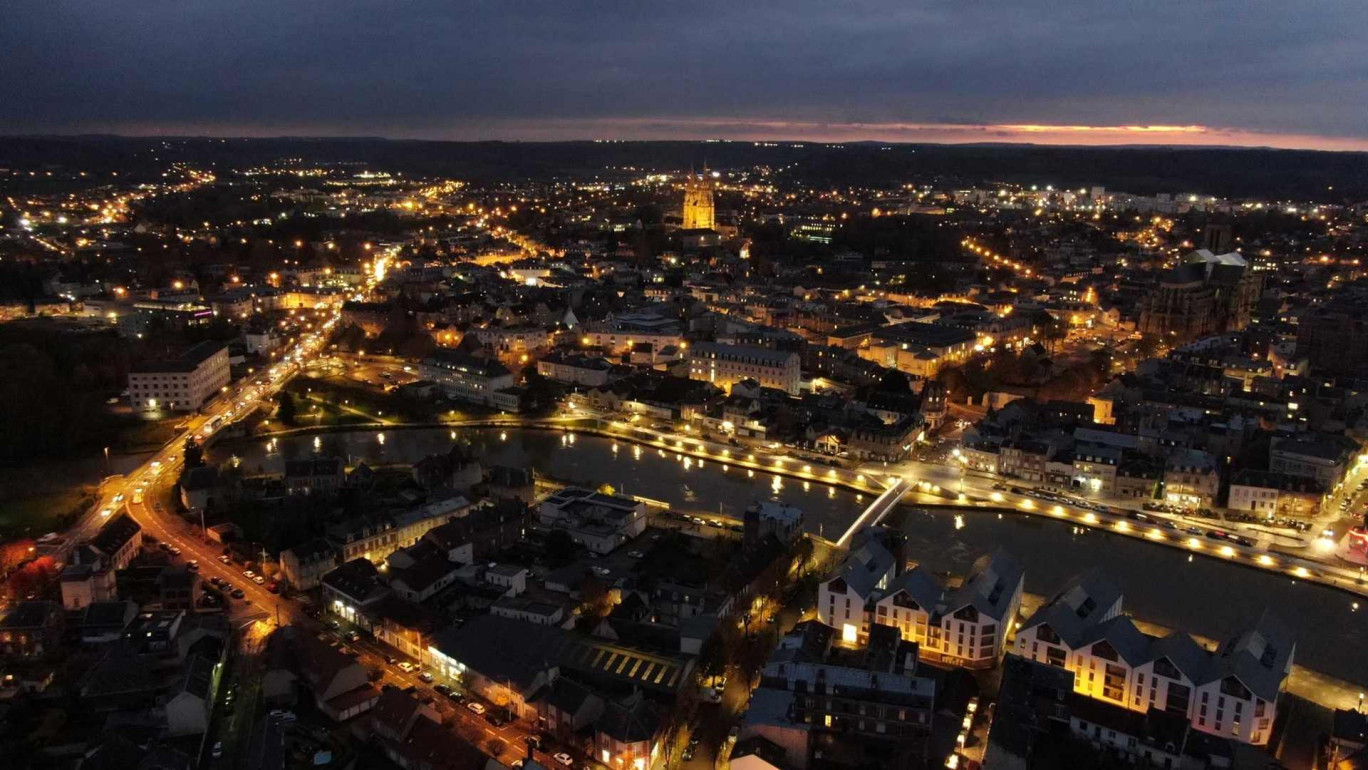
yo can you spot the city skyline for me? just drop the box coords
[4,1,1368,151]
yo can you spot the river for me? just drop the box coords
[211,426,1368,688]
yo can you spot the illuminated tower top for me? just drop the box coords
[682,170,716,231]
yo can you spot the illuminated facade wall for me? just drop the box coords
[682,176,716,231]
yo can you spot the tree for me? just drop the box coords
[183,438,204,469]
[276,391,298,426]
[1134,333,1161,360]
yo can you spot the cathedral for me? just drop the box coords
[681,171,716,231]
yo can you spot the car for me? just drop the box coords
[211,741,222,759]
[591,566,610,576]
[418,671,434,683]
[112,493,125,503]
[266,581,279,594]
[219,555,232,564]
[209,576,223,586]
[252,575,265,585]
[243,570,256,579]
[385,656,397,665]
[186,560,199,571]
[397,661,415,673]
[100,507,113,518]
[466,702,487,715]
[551,752,574,767]
[434,683,452,696]
[348,631,361,642]
[627,550,643,559]
[486,711,508,726]
[231,589,245,599]
[169,546,181,556]
[681,745,695,762]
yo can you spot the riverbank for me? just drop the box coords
[242,417,1368,601]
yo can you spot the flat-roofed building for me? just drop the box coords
[127,341,230,412]
[418,349,516,406]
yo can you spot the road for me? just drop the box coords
[82,310,559,767]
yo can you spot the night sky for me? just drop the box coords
[4,1,1367,149]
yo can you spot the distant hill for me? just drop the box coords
[1,135,1365,200]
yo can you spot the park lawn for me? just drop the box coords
[0,466,95,537]
[110,415,183,452]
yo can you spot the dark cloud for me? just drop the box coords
[2,1,1366,147]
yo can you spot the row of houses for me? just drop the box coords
[814,526,1293,748]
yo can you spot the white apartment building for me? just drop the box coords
[872,549,1024,669]
[687,342,801,395]
[1013,570,1293,746]
[817,533,899,644]
[128,341,230,412]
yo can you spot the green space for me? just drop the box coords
[0,465,96,537]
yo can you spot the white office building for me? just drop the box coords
[127,341,230,412]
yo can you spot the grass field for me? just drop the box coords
[0,465,96,537]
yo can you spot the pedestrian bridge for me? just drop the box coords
[835,476,913,548]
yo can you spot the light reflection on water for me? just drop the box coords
[211,426,1368,685]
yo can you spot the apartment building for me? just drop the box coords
[537,352,615,387]
[127,341,230,412]
[1013,570,1294,746]
[1227,469,1326,521]
[817,533,899,643]
[687,342,801,396]
[872,549,1024,669]
[418,349,516,406]
[742,621,935,769]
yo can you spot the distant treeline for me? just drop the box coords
[2,136,1366,201]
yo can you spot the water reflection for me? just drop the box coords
[208,426,1368,685]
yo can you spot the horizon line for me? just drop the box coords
[5,118,1368,153]
[5,131,1368,155]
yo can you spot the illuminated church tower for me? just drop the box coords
[681,170,716,231]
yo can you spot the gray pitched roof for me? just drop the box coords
[1020,568,1123,648]
[830,538,895,599]
[1077,617,1152,667]
[946,548,1023,619]
[1213,609,1295,701]
[1148,631,1213,683]
[884,567,941,611]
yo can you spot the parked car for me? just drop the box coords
[551,752,574,767]
[397,661,415,673]
[467,702,487,715]
[418,671,434,683]
[211,742,222,759]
